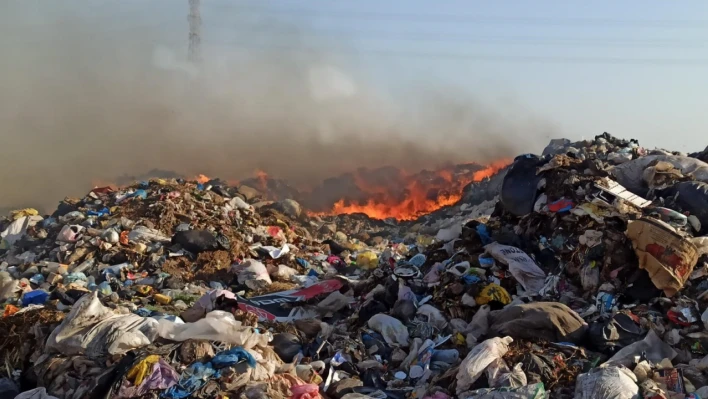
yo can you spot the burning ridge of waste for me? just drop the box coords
[307,159,511,220]
[93,161,512,222]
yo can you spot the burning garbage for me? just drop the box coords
[4,132,708,399]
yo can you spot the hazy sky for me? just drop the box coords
[1,1,708,210]
[204,0,708,151]
[212,1,708,151]
[5,0,708,151]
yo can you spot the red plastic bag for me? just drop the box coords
[290,384,321,399]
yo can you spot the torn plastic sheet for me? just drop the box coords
[1,215,42,246]
[46,291,158,358]
[460,382,546,399]
[603,330,677,367]
[157,310,269,348]
[575,366,640,399]
[180,289,237,323]
[14,387,60,399]
[237,279,344,322]
[250,243,291,259]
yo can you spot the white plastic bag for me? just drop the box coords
[180,289,236,322]
[459,382,546,399]
[57,224,84,243]
[417,304,447,330]
[275,264,298,280]
[317,290,352,314]
[127,225,171,243]
[1,216,41,245]
[468,305,491,340]
[575,366,640,399]
[229,196,252,211]
[234,259,272,289]
[46,291,158,358]
[14,387,59,399]
[157,310,269,349]
[456,336,513,396]
[249,243,291,259]
[580,263,600,293]
[436,224,462,242]
[367,314,410,347]
[484,243,546,294]
[486,360,527,389]
[603,330,676,367]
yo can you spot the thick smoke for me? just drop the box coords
[0,2,556,212]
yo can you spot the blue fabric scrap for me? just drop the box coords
[161,361,220,399]
[211,347,256,369]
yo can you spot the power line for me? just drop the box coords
[227,28,708,48]
[214,5,708,29]
[219,41,708,66]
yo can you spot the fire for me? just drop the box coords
[255,169,269,191]
[311,159,511,221]
[195,174,210,184]
[473,160,510,180]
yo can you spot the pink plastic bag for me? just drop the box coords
[290,384,321,399]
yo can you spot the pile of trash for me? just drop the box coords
[4,133,708,399]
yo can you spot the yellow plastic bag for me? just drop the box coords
[475,283,511,306]
[10,208,38,220]
[416,235,435,248]
[126,355,161,385]
[356,251,379,270]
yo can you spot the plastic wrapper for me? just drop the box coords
[456,336,513,396]
[575,366,640,399]
[460,383,546,399]
[234,259,272,289]
[604,330,677,367]
[367,314,410,347]
[484,243,547,294]
[157,310,269,349]
[46,291,158,358]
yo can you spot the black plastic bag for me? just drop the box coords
[674,181,708,234]
[588,313,646,354]
[171,230,220,253]
[500,154,546,217]
[271,333,302,363]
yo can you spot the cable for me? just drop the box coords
[219,41,708,66]
[211,5,708,29]
[226,27,708,48]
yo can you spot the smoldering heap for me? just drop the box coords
[4,133,708,399]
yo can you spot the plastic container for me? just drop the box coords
[154,294,172,305]
[22,290,49,306]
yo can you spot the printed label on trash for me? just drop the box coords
[237,279,343,322]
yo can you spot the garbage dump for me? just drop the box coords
[4,132,708,398]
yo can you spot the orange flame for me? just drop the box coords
[311,159,511,221]
[195,174,210,184]
[255,169,269,191]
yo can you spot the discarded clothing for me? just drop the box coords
[489,302,588,344]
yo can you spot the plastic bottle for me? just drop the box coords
[98,281,112,296]
[431,349,460,364]
[72,258,96,274]
[29,274,45,285]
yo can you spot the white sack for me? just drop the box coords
[46,291,158,358]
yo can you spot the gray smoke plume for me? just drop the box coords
[0,1,557,212]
